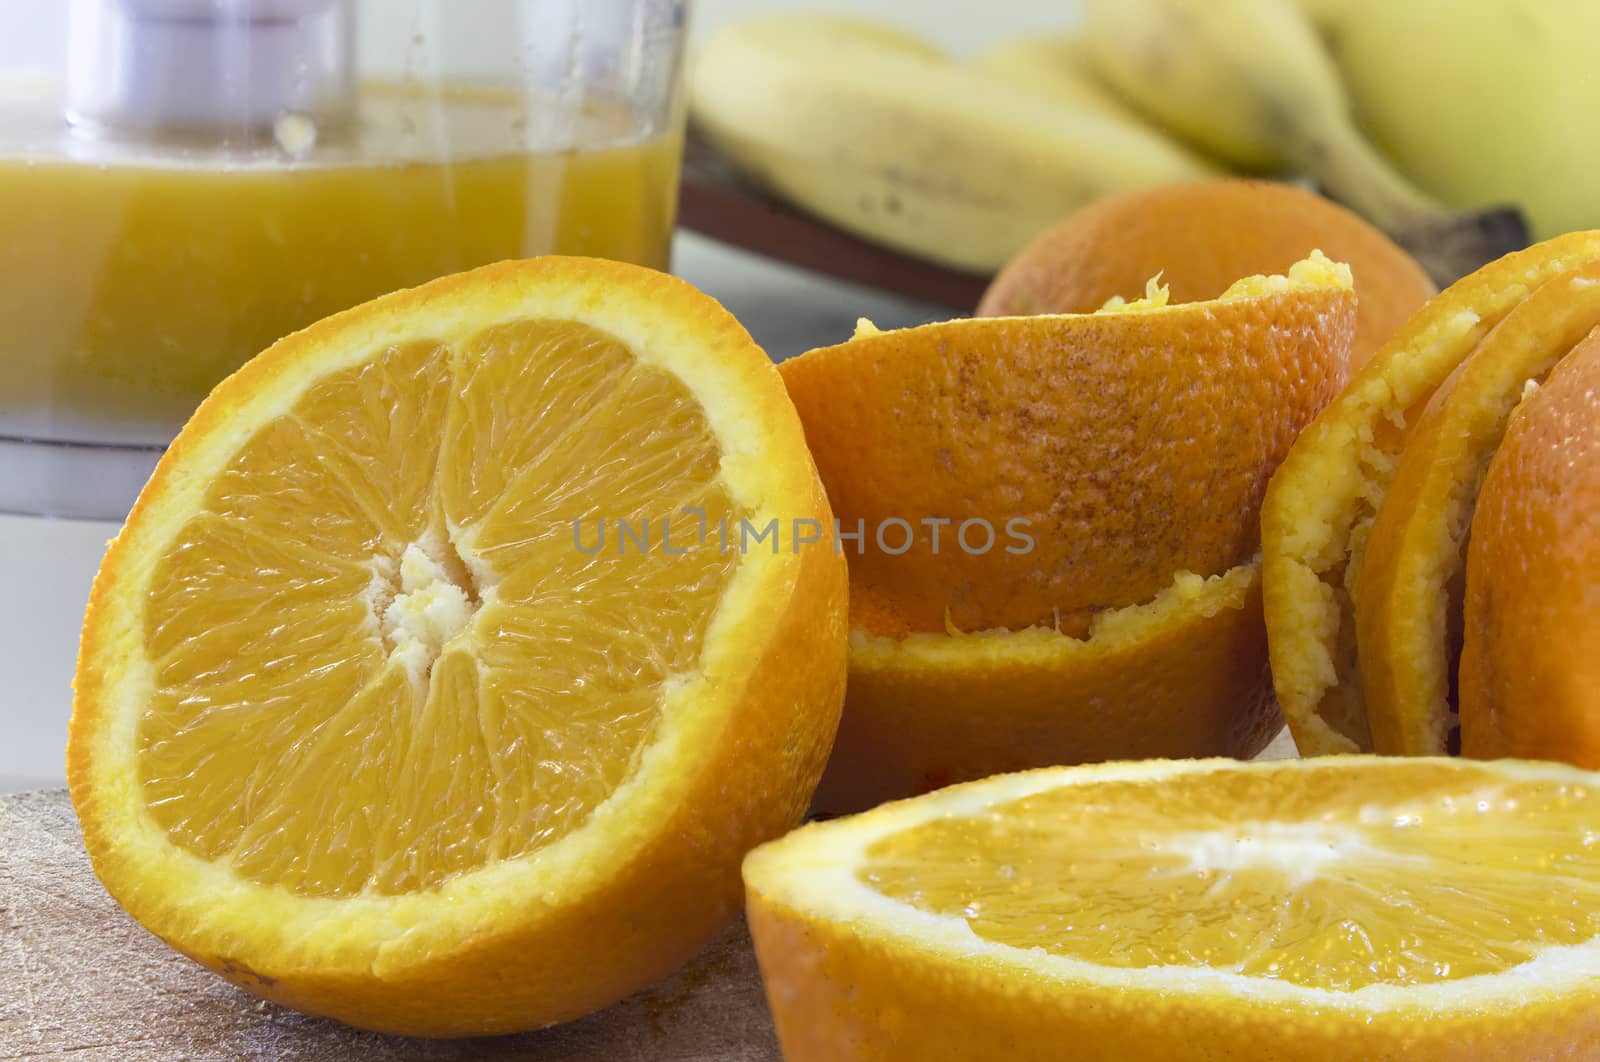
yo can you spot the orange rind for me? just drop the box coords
[1262,231,1600,755]
[818,564,1278,811]
[1356,261,1600,754]
[783,255,1355,809]
[1461,330,1600,766]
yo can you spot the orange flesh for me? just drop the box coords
[860,762,1600,988]
[137,321,743,898]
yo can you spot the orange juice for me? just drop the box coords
[0,84,682,434]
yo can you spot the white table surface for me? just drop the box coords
[0,233,947,792]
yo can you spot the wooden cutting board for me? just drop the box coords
[0,789,781,1061]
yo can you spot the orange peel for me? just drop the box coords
[783,255,1355,810]
[817,563,1278,812]
[1262,231,1600,755]
[1461,329,1600,766]
[1356,261,1600,754]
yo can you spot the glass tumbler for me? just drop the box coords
[0,0,689,517]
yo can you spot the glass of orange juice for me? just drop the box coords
[0,0,688,516]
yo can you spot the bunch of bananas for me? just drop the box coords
[690,0,1594,277]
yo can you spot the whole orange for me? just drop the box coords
[978,179,1434,368]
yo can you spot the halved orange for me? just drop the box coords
[746,756,1600,1061]
[1262,231,1600,755]
[1356,261,1600,754]
[68,257,848,1036]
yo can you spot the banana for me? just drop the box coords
[1334,0,1600,241]
[969,33,1134,122]
[971,32,1232,172]
[1288,0,1359,36]
[1077,0,1445,232]
[688,15,1217,274]
[755,13,950,64]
